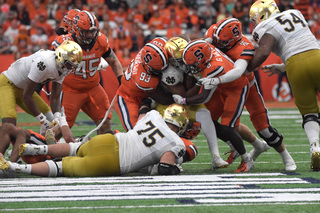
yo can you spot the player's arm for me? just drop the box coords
[50,82,62,114]
[158,151,181,175]
[103,49,123,84]
[23,78,41,117]
[247,33,275,72]
[55,107,75,143]
[173,86,215,105]
[137,97,152,121]
[146,84,174,105]
[199,59,248,87]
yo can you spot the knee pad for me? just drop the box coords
[302,113,319,129]
[258,126,283,148]
[45,160,63,177]
[68,142,82,156]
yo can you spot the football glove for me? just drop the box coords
[198,77,220,90]
[172,94,186,105]
[262,63,286,76]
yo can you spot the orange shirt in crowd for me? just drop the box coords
[148,15,164,29]
[115,35,132,54]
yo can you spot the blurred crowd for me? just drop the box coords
[0,0,320,64]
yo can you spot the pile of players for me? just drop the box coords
[2,0,320,177]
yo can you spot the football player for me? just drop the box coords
[0,107,73,163]
[0,40,82,133]
[51,10,123,135]
[0,104,193,177]
[247,0,320,171]
[203,17,296,171]
[114,37,173,131]
[159,36,228,169]
[174,40,254,172]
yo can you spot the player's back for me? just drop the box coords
[3,50,60,89]
[117,51,160,98]
[225,36,255,81]
[52,33,110,92]
[253,9,320,62]
[116,110,185,174]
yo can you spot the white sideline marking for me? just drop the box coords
[0,173,318,203]
[196,193,320,203]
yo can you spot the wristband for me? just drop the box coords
[36,113,46,123]
[182,98,187,105]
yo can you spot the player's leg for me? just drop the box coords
[82,84,112,134]
[63,134,120,177]
[193,106,228,169]
[114,94,141,131]
[220,84,254,172]
[19,142,73,158]
[0,74,19,125]
[286,50,320,171]
[0,123,20,158]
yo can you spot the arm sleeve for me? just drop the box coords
[219,59,248,84]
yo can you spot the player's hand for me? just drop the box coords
[52,112,61,127]
[172,94,186,105]
[58,106,68,127]
[261,63,286,76]
[198,77,219,90]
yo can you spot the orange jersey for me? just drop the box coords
[201,46,248,89]
[224,36,255,82]
[117,50,160,98]
[52,32,110,92]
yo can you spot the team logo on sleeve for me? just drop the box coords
[37,61,46,71]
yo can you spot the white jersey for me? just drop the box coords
[252,9,320,63]
[2,49,64,89]
[116,110,186,174]
[161,64,184,86]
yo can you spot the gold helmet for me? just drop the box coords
[164,37,188,68]
[249,0,280,26]
[55,40,83,76]
[163,103,189,136]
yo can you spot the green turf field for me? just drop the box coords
[1,108,320,212]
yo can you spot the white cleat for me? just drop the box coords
[45,129,56,145]
[19,144,43,156]
[212,156,229,169]
[249,141,270,161]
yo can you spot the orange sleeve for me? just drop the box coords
[181,138,198,162]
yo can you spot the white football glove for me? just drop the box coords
[261,63,286,76]
[58,106,68,127]
[172,94,186,105]
[198,77,220,90]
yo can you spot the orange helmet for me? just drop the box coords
[73,10,99,45]
[140,42,168,76]
[61,9,80,33]
[212,18,242,49]
[182,40,212,74]
[149,37,167,48]
[181,122,201,140]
